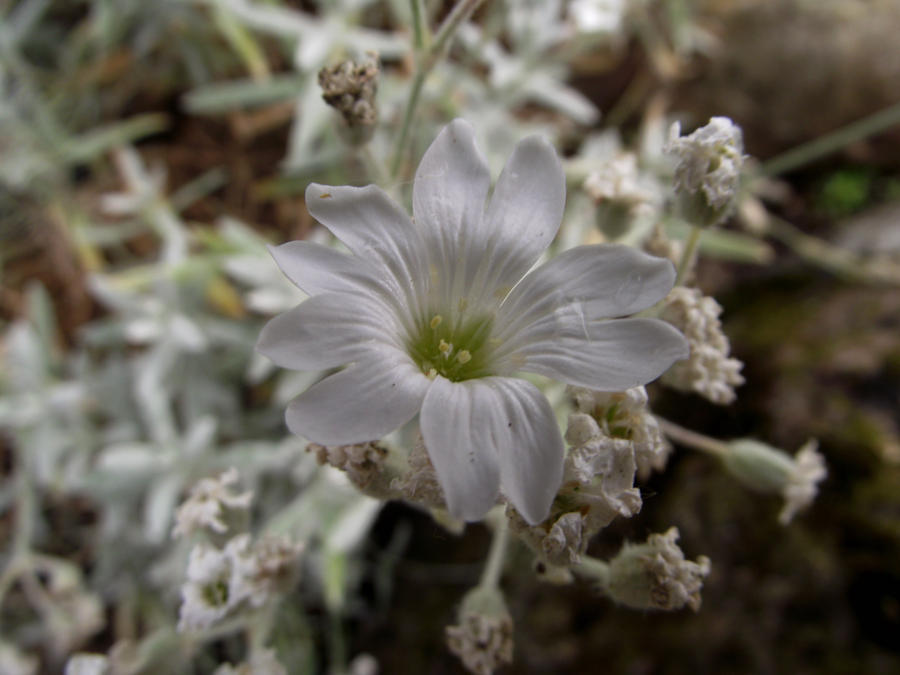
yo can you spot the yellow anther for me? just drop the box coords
[438,339,451,354]
[426,368,438,380]
[457,350,472,364]
[430,315,443,329]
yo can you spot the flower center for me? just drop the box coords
[407,313,496,382]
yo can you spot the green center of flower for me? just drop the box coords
[407,313,496,382]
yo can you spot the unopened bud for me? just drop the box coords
[665,116,744,227]
[445,587,513,675]
[724,439,826,524]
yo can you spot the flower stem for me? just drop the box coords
[410,0,428,50]
[573,555,610,588]
[766,214,900,285]
[656,416,730,458]
[675,224,701,287]
[391,70,426,177]
[479,511,509,590]
[391,0,487,178]
[761,99,900,176]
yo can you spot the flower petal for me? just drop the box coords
[420,376,564,524]
[419,376,501,522]
[495,244,677,349]
[512,317,689,391]
[285,348,428,445]
[267,241,384,297]
[412,119,492,312]
[413,118,491,256]
[304,183,428,321]
[257,293,401,371]
[475,135,566,294]
[489,378,566,525]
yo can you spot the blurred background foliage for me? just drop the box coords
[1,0,900,673]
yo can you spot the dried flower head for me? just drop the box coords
[172,468,253,540]
[258,119,687,525]
[569,385,672,477]
[309,441,388,490]
[605,527,711,611]
[659,286,744,405]
[318,53,380,144]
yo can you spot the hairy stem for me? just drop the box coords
[479,511,509,590]
[391,0,487,177]
[761,99,900,176]
[675,224,702,287]
[656,417,730,458]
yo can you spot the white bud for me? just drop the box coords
[724,439,826,524]
[446,587,513,675]
[665,116,744,227]
[660,287,744,405]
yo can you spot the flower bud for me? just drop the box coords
[445,587,514,675]
[665,117,744,227]
[724,439,826,524]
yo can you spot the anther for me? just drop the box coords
[430,315,443,329]
[457,350,472,364]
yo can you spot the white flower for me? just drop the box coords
[172,468,253,539]
[178,534,303,632]
[258,120,687,525]
[178,543,235,631]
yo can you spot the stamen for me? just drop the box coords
[426,368,438,380]
[430,315,443,329]
[457,350,472,364]
[439,339,452,356]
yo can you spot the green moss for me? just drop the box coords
[816,168,873,217]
